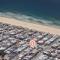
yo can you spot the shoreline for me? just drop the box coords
[0,16,60,35]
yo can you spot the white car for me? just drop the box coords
[39,54,48,60]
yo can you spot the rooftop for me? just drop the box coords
[0,22,60,60]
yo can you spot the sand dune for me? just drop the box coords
[0,16,60,35]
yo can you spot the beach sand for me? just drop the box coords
[0,16,60,35]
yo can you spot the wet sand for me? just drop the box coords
[0,16,60,35]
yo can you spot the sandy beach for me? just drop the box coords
[0,16,60,35]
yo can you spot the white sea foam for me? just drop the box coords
[0,12,59,27]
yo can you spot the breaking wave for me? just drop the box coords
[0,12,60,28]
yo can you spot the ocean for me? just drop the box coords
[0,0,60,27]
